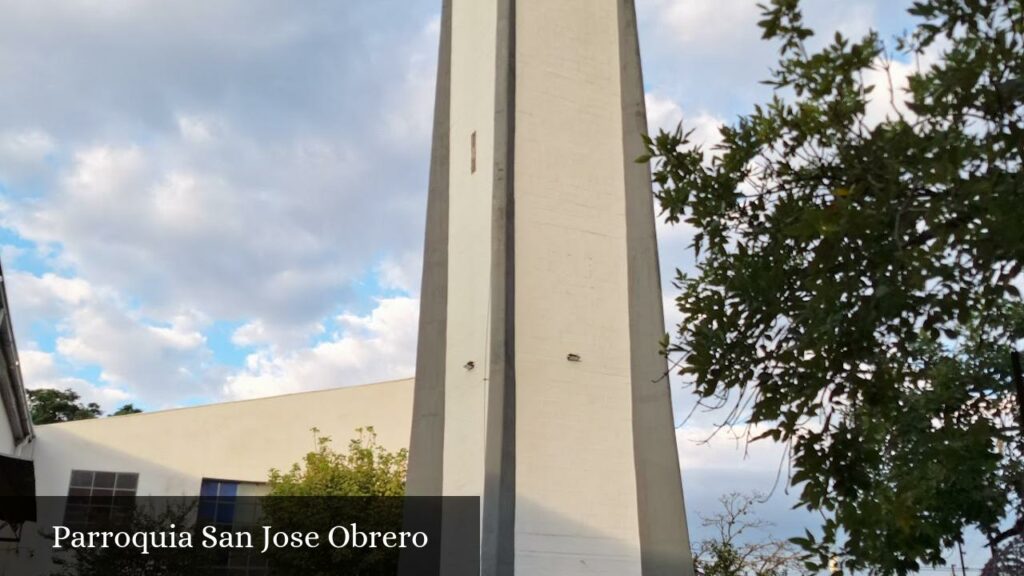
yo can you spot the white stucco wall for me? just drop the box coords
[31,379,414,496]
[514,1,642,573]
[442,0,498,499]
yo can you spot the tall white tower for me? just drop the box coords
[407,1,694,574]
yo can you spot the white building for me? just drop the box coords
[29,379,415,498]
[2,372,416,574]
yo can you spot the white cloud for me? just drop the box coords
[19,349,131,409]
[66,145,147,201]
[646,0,877,54]
[230,318,325,352]
[647,93,724,149]
[5,139,362,327]
[383,16,441,151]
[646,0,761,50]
[53,301,211,402]
[0,129,55,163]
[645,92,684,133]
[675,419,819,545]
[376,252,422,296]
[9,271,92,307]
[0,2,440,339]
[643,93,713,288]
[4,271,96,333]
[638,0,885,133]
[176,115,218,144]
[678,424,786,473]
[862,37,949,127]
[0,245,24,265]
[0,3,440,412]
[223,296,418,400]
[863,58,916,125]
[5,270,215,407]
[0,129,57,186]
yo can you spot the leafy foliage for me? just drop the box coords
[267,427,407,497]
[28,388,144,423]
[261,427,408,575]
[647,0,1023,572]
[110,404,143,416]
[695,492,807,576]
[982,536,1024,576]
[28,388,102,425]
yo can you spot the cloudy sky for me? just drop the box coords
[0,0,982,570]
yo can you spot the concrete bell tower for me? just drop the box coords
[407,1,694,574]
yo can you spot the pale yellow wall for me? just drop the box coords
[31,379,414,496]
[514,1,642,574]
[442,0,498,498]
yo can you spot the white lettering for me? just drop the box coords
[259,527,319,552]
[201,525,219,549]
[327,525,428,549]
[52,526,70,549]
[51,526,194,555]
[328,525,350,548]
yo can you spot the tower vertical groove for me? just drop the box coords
[481,0,516,574]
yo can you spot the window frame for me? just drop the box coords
[63,469,139,530]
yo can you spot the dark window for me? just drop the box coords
[63,470,138,530]
[199,479,268,575]
[198,479,238,526]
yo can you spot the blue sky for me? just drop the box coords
[0,0,986,571]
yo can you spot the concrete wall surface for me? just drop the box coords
[513,1,642,573]
[443,0,499,500]
[30,379,414,496]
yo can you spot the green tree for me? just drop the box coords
[27,388,102,425]
[695,492,807,576]
[983,536,1024,575]
[110,404,143,416]
[646,0,1023,572]
[267,426,407,496]
[261,427,408,575]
